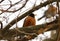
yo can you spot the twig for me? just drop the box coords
[0,0,4,3]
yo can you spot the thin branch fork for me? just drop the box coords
[0,0,28,14]
[0,0,28,15]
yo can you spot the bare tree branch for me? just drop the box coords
[7,0,12,10]
[0,0,27,15]
[0,20,58,40]
[0,0,60,40]
[0,0,28,15]
[0,21,3,29]
[2,0,58,32]
[0,0,12,14]
[0,0,4,3]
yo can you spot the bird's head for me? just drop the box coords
[29,13,36,18]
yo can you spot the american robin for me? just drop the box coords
[23,13,36,27]
[20,13,36,40]
[45,5,57,22]
[38,5,57,21]
[45,5,57,18]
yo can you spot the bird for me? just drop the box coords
[17,13,36,41]
[22,13,36,40]
[45,5,57,22]
[38,5,57,21]
[45,5,57,18]
[23,13,36,27]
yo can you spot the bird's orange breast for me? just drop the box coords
[23,16,36,27]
